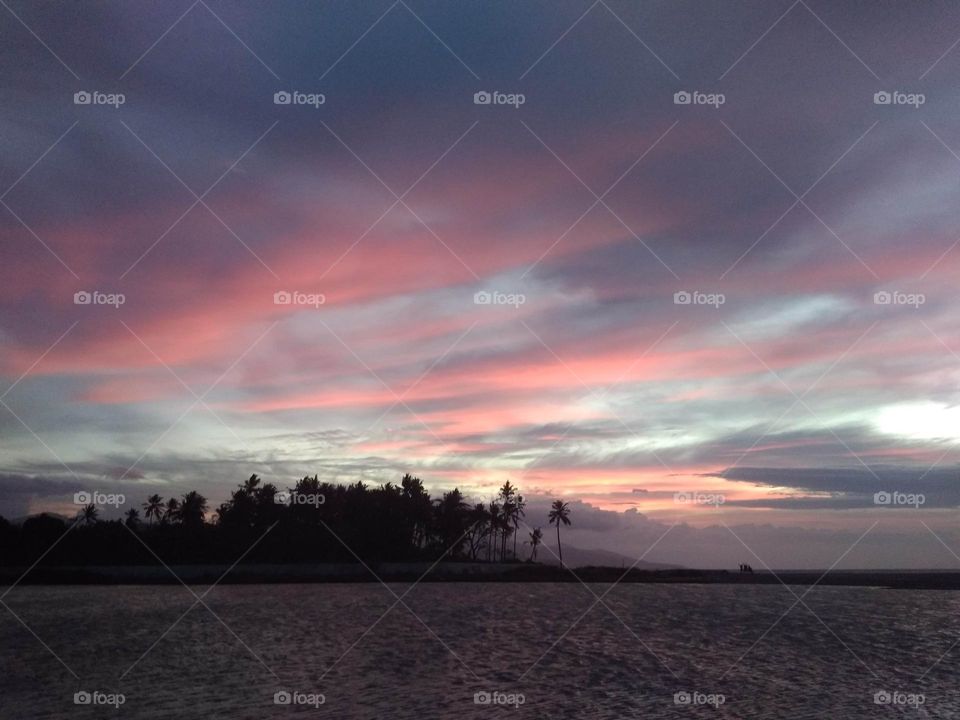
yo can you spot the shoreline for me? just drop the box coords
[4,564,960,589]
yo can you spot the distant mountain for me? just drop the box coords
[536,543,682,570]
[9,512,73,526]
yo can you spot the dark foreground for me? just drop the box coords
[3,583,958,719]
[4,563,960,589]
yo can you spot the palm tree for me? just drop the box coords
[125,508,140,528]
[500,500,513,560]
[401,473,432,548]
[178,491,209,529]
[498,482,517,560]
[163,497,180,525]
[528,527,543,561]
[548,500,571,568]
[243,474,261,495]
[142,494,163,525]
[488,502,501,561]
[511,494,526,560]
[466,503,489,560]
[77,503,98,526]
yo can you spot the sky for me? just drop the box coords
[1,0,959,568]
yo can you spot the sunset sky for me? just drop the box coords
[2,0,959,567]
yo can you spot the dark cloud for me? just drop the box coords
[712,465,960,508]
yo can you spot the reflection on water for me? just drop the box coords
[1,583,958,718]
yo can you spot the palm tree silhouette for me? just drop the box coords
[163,497,180,525]
[6,474,556,568]
[466,503,488,559]
[488,501,501,561]
[178,491,209,529]
[500,500,513,560]
[142,494,163,525]
[498,481,517,559]
[528,527,543,561]
[77,503,98,526]
[548,500,571,568]
[511,494,525,560]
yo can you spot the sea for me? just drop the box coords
[1,583,957,718]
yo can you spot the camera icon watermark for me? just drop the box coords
[673,690,725,707]
[273,90,325,108]
[474,290,525,308]
[273,690,325,707]
[473,690,525,708]
[473,90,525,108]
[74,290,125,308]
[873,90,924,108]
[275,491,325,507]
[74,490,125,508]
[673,90,725,108]
[874,689,924,707]
[873,290,925,308]
[673,491,725,508]
[73,90,125,108]
[273,290,325,308]
[673,290,725,308]
[74,690,125,708]
[873,491,925,509]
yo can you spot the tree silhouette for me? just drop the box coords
[216,474,260,528]
[511,494,526,560]
[243,474,261,494]
[498,481,516,560]
[163,497,180,525]
[178,491,209,529]
[0,475,548,569]
[465,503,489,560]
[434,489,468,554]
[77,504,98,526]
[548,500,571,568]
[487,502,501,561]
[142,494,163,525]
[528,527,543,561]
[401,474,432,549]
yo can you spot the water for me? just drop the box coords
[1,583,958,718]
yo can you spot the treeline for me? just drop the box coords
[0,475,572,567]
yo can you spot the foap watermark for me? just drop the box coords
[275,491,325,507]
[273,90,325,108]
[274,690,325,707]
[74,490,125,508]
[474,290,525,308]
[674,90,725,108]
[874,491,925,509]
[274,290,325,308]
[874,690,924,707]
[674,691,725,708]
[874,290,925,308]
[474,690,525,708]
[873,91,925,108]
[74,290,125,308]
[674,290,725,308]
[674,491,725,508]
[74,90,125,108]
[74,690,125,708]
[474,90,525,108]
